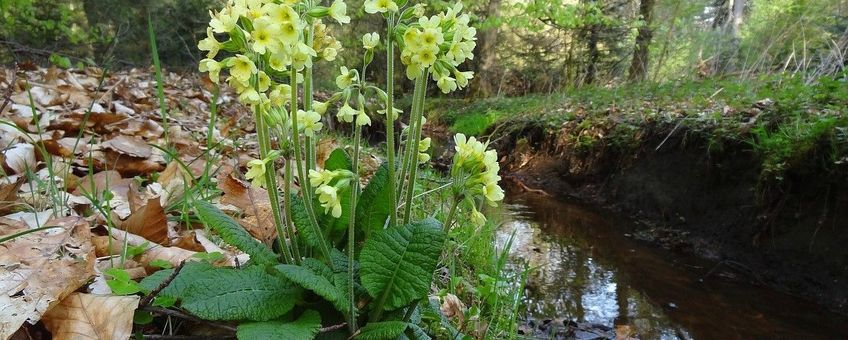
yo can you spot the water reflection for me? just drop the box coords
[495,189,848,339]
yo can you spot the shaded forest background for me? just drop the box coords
[1,0,846,96]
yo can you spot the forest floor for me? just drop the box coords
[429,75,848,313]
[0,65,513,339]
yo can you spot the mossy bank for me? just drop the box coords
[430,75,848,314]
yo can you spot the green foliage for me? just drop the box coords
[104,268,141,295]
[194,200,278,265]
[237,310,322,340]
[180,266,301,321]
[274,263,349,313]
[356,164,393,236]
[355,321,409,340]
[360,218,446,311]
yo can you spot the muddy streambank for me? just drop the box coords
[490,122,848,315]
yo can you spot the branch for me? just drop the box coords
[141,306,237,333]
[139,260,186,307]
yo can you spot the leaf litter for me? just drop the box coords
[0,65,300,338]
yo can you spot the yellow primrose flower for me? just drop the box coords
[297,110,323,137]
[420,28,444,48]
[362,32,380,50]
[322,47,338,61]
[355,109,371,126]
[411,47,438,68]
[251,17,282,55]
[257,71,271,92]
[227,54,257,84]
[483,181,504,206]
[412,3,426,17]
[239,88,263,105]
[269,52,291,72]
[292,42,317,70]
[337,103,356,123]
[209,8,238,34]
[227,76,248,93]
[454,70,474,88]
[470,206,487,227]
[313,101,329,114]
[418,152,430,164]
[269,84,292,106]
[198,59,222,84]
[419,15,441,30]
[329,0,351,24]
[336,66,357,89]
[436,74,457,94]
[419,137,431,152]
[364,0,398,14]
[245,159,267,188]
[317,185,342,218]
[309,169,337,187]
[280,21,300,45]
[198,28,221,58]
[266,3,299,25]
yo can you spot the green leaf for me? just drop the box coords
[236,310,321,340]
[194,200,278,265]
[138,262,216,297]
[324,148,352,171]
[149,259,173,269]
[355,321,408,340]
[356,164,392,236]
[290,193,331,258]
[104,268,141,295]
[399,323,431,340]
[274,263,349,313]
[360,218,445,311]
[181,266,301,321]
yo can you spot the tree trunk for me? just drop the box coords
[714,0,746,74]
[474,0,503,97]
[628,0,655,81]
[585,24,600,85]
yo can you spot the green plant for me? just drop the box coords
[135,1,509,339]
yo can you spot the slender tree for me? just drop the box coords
[628,0,656,81]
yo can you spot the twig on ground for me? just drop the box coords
[319,323,347,333]
[139,260,186,307]
[141,306,237,333]
[142,336,235,340]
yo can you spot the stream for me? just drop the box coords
[491,188,848,339]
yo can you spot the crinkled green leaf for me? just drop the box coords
[194,200,278,265]
[355,321,408,340]
[360,218,445,311]
[237,310,321,340]
[324,148,352,171]
[181,266,301,321]
[138,262,216,297]
[399,323,431,340]
[274,264,349,313]
[356,164,393,236]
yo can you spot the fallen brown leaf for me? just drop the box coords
[119,197,168,245]
[41,293,138,340]
[0,217,95,338]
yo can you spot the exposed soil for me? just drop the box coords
[493,121,848,314]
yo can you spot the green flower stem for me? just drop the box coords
[347,106,364,333]
[290,68,334,267]
[401,73,429,224]
[253,103,295,265]
[303,21,317,186]
[385,16,398,228]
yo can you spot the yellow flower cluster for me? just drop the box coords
[399,4,477,93]
[197,0,348,107]
[450,133,504,208]
[245,150,282,188]
[308,169,353,218]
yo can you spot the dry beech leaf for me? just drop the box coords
[41,293,139,340]
[217,172,276,243]
[119,197,168,245]
[0,177,24,215]
[440,293,466,325]
[0,217,95,338]
[2,143,36,175]
[93,230,196,268]
[100,135,151,159]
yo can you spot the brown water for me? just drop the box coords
[496,189,848,339]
